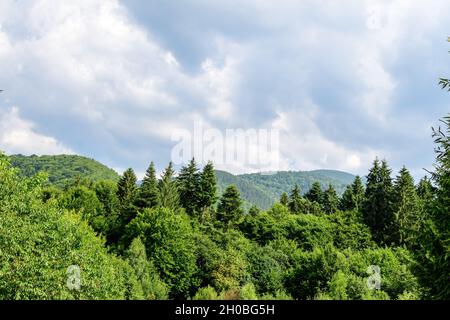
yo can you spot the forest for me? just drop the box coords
[0,113,449,300]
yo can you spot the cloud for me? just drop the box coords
[0,107,73,155]
[0,0,449,178]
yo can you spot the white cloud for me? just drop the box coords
[0,107,73,155]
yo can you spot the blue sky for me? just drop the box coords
[0,0,449,179]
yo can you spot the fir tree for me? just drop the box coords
[288,185,302,214]
[280,192,289,206]
[393,167,423,247]
[217,185,243,227]
[135,162,160,210]
[305,182,323,205]
[159,162,179,211]
[199,161,217,214]
[322,184,338,214]
[177,158,201,216]
[339,176,365,213]
[362,159,396,245]
[117,168,138,233]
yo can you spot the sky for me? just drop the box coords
[0,0,449,179]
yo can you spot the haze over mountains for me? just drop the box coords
[9,154,356,209]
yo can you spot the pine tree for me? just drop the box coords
[422,114,450,299]
[339,185,354,211]
[177,158,201,216]
[288,185,302,214]
[159,162,179,211]
[362,159,396,245]
[393,167,423,247]
[280,192,289,206]
[322,184,338,214]
[117,168,138,232]
[416,176,435,214]
[339,176,365,213]
[217,185,243,227]
[117,168,138,205]
[305,182,323,205]
[135,162,160,210]
[199,161,217,215]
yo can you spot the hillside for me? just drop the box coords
[9,154,357,210]
[215,170,275,210]
[9,154,120,187]
[216,170,356,209]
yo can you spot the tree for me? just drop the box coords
[126,237,169,300]
[416,176,435,214]
[93,180,121,244]
[158,162,179,211]
[117,168,138,205]
[177,158,201,216]
[116,168,138,235]
[125,207,199,298]
[135,162,160,210]
[217,185,244,227]
[280,192,289,206]
[393,167,423,248]
[322,185,338,214]
[199,161,217,219]
[362,159,396,245]
[340,176,365,212]
[305,182,323,205]
[288,185,302,214]
[419,114,450,299]
[0,154,140,299]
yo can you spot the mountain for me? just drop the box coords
[216,169,357,210]
[9,154,120,187]
[215,170,275,210]
[8,154,357,210]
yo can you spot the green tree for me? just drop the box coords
[217,185,244,227]
[288,185,302,214]
[199,161,218,214]
[393,167,423,248]
[419,114,450,299]
[305,182,323,205]
[177,158,201,216]
[280,192,289,206]
[93,180,121,244]
[339,176,365,212]
[322,184,338,214]
[125,207,198,298]
[116,168,138,236]
[135,162,160,210]
[362,159,396,245]
[158,162,179,211]
[126,237,169,300]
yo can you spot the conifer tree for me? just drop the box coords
[305,182,323,205]
[159,162,179,211]
[117,168,138,233]
[393,167,423,247]
[322,184,338,214]
[288,185,302,214]
[416,176,435,214]
[362,159,396,245]
[135,162,160,210]
[339,176,365,212]
[177,158,201,216]
[280,192,289,206]
[423,114,450,299]
[199,161,217,214]
[217,185,243,226]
